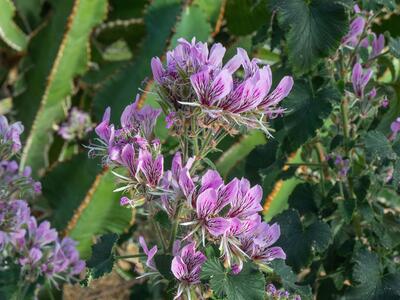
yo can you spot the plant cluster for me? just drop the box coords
[0,0,399,299]
[88,39,295,299]
[0,115,84,299]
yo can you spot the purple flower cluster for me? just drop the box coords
[151,38,293,134]
[0,159,41,199]
[333,155,350,179]
[0,199,85,284]
[266,283,301,300]
[344,6,386,103]
[171,242,206,298]
[93,95,161,168]
[0,115,23,159]
[173,168,285,270]
[58,107,93,141]
[91,40,289,299]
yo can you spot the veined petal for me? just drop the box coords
[190,68,233,106]
[196,188,218,219]
[200,170,223,193]
[190,68,212,105]
[171,151,183,180]
[206,217,230,236]
[171,256,188,280]
[223,53,242,74]
[259,76,293,109]
[257,246,286,262]
[216,178,238,212]
[208,43,226,67]
[179,168,195,200]
[254,222,281,247]
[228,184,263,218]
[95,107,111,142]
[151,57,165,84]
[121,144,136,176]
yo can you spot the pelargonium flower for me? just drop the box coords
[177,169,282,271]
[0,200,85,285]
[137,149,164,188]
[151,38,293,135]
[139,236,158,271]
[171,242,206,299]
[334,155,350,178]
[0,200,30,250]
[0,115,24,158]
[360,33,385,59]
[92,94,161,165]
[240,222,286,264]
[0,160,41,199]
[352,63,372,98]
[58,107,93,141]
[342,16,365,46]
[159,152,195,216]
[266,283,301,300]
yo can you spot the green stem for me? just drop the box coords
[46,283,55,300]
[190,129,214,175]
[341,97,350,148]
[168,201,182,252]
[149,201,167,252]
[13,281,29,300]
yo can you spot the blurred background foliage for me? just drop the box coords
[1,0,400,299]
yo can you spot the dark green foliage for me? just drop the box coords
[154,254,175,280]
[272,209,332,270]
[389,37,400,59]
[201,258,266,300]
[345,248,400,300]
[226,0,270,36]
[363,131,396,160]
[270,260,312,299]
[282,80,339,150]
[41,153,102,230]
[274,0,348,74]
[87,233,119,279]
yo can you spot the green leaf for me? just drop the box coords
[282,81,339,151]
[389,37,400,59]
[226,0,270,36]
[338,198,356,223]
[363,131,396,160]
[0,262,20,299]
[271,209,332,270]
[66,170,132,259]
[17,0,108,175]
[0,0,28,51]
[393,160,400,187]
[41,153,102,231]
[193,0,223,29]
[270,260,312,299]
[154,254,174,280]
[216,130,267,179]
[87,233,119,279]
[170,5,212,47]
[201,258,266,300]
[345,248,400,300]
[13,0,43,31]
[288,183,318,216]
[276,0,348,73]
